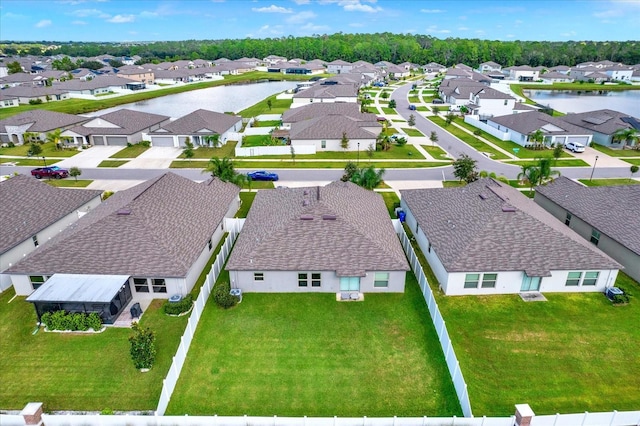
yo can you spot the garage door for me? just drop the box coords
[567,136,590,144]
[105,136,128,146]
[152,136,175,147]
[92,136,105,146]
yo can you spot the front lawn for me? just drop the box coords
[46,179,93,188]
[167,273,460,416]
[578,178,640,186]
[109,143,150,158]
[421,145,451,161]
[590,144,640,157]
[0,158,61,166]
[401,128,424,137]
[178,142,237,159]
[0,142,80,158]
[624,158,640,165]
[98,160,128,168]
[254,144,425,160]
[0,288,188,411]
[506,159,589,167]
[171,160,447,169]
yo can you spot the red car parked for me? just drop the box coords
[31,166,69,179]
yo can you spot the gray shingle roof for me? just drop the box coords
[559,109,637,135]
[149,109,241,135]
[226,182,409,276]
[401,179,621,276]
[0,110,89,133]
[535,177,640,255]
[488,111,591,136]
[68,109,169,136]
[6,173,240,278]
[0,174,103,255]
[292,83,358,99]
[282,103,377,124]
[290,114,380,140]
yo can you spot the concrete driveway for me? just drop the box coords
[120,147,182,169]
[56,146,123,168]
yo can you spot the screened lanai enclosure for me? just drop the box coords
[26,274,132,324]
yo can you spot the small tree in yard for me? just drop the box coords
[389,99,396,109]
[340,131,350,151]
[429,131,438,146]
[408,114,416,127]
[341,161,358,182]
[553,143,564,163]
[452,154,479,183]
[445,113,455,126]
[183,137,194,162]
[129,322,156,370]
[366,143,375,161]
[631,165,639,182]
[290,145,296,164]
[351,165,386,190]
[69,167,82,181]
[28,142,42,157]
[267,99,272,110]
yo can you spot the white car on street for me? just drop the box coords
[565,141,586,153]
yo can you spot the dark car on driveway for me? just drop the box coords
[31,166,69,179]
[247,171,279,181]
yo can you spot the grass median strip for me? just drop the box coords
[590,144,640,158]
[253,145,425,160]
[109,144,150,159]
[46,179,93,187]
[421,145,452,161]
[578,178,640,186]
[506,159,589,167]
[98,160,128,168]
[0,158,61,166]
[429,116,509,160]
[171,160,449,169]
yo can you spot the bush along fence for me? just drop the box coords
[156,220,243,416]
[395,222,473,418]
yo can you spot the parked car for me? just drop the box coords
[432,99,444,104]
[31,166,69,179]
[390,133,409,140]
[376,116,387,123]
[247,171,279,181]
[408,104,417,110]
[565,141,586,153]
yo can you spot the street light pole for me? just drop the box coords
[42,156,47,167]
[357,142,360,165]
[589,155,599,181]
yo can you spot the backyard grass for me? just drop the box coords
[379,191,400,217]
[178,142,237,159]
[0,142,80,158]
[429,117,509,160]
[109,143,150,158]
[238,93,293,117]
[0,158,60,166]
[251,120,281,127]
[171,160,447,169]
[242,135,276,147]
[506,159,590,167]
[166,272,460,417]
[590,144,640,157]
[235,191,258,218]
[98,160,128,168]
[0,288,188,411]
[401,128,424,137]
[421,145,451,161]
[46,179,93,188]
[578,178,640,186]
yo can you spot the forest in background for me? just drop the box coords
[2,33,639,67]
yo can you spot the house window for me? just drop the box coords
[566,272,582,286]
[152,278,167,293]
[481,273,497,288]
[504,99,508,105]
[583,271,599,286]
[133,277,149,293]
[32,235,39,247]
[321,140,326,149]
[311,273,321,287]
[254,272,264,281]
[565,212,572,226]
[464,274,480,289]
[208,238,213,250]
[298,273,308,287]
[29,275,46,290]
[340,277,360,291]
[374,272,389,288]
[590,229,601,245]
[427,242,431,253]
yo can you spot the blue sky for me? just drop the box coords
[1,0,639,42]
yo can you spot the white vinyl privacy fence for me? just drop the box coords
[155,220,243,416]
[395,224,473,418]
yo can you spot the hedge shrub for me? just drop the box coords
[213,281,239,309]
[129,322,156,370]
[40,310,103,331]
[163,294,194,315]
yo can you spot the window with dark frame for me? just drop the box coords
[311,273,321,287]
[32,235,39,247]
[29,275,45,290]
[254,272,264,281]
[298,273,308,287]
[464,273,480,289]
[590,229,601,245]
[481,273,497,288]
[133,277,149,293]
[152,278,167,293]
[208,238,213,250]
[565,212,572,226]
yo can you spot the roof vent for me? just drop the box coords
[300,214,314,220]
[117,209,131,215]
[322,214,337,220]
[303,200,310,206]
[502,205,516,212]
[303,190,309,195]
[479,193,487,200]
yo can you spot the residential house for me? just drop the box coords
[0,85,69,104]
[478,61,502,74]
[400,179,620,296]
[505,65,540,81]
[226,182,409,293]
[486,111,593,147]
[54,75,136,96]
[0,94,19,109]
[5,173,241,323]
[570,66,609,82]
[540,72,575,83]
[0,72,42,87]
[327,60,354,74]
[387,64,410,79]
[438,78,486,105]
[534,177,640,282]
[549,65,571,75]
[422,62,447,73]
[263,55,287,66]
[466,87,516,118]
[559,109,640,148]
[291,80,359,108]
[0,110,88,145]
[0,175,103,291]
[116,66,154,84]
[603,66,633,81]
[61,109,170,146]
[69,68,98,81]
[148,109,242,147]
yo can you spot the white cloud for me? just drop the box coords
[426,25,451,34]
[35,19,52,28]
[71,8,109,18]
[561,30,577,37]
[72,20,87,25]
[107,14,135,23]
[286,11,316,24]
[292,0,310,4]
[3,12,25,19]
[252,5,293,13]
[300,22,330,32]
[420,9,445,13]
[319,0,382,13]
[506,34,515,38]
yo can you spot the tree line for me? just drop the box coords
[5,33,639,68]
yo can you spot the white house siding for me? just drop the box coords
[229,270,406,293]
[291,138,377,152]
[1,197,102,293]
[474,98,516,117]
[464,116,510,140]
[0,98,20,109]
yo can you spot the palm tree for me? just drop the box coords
[612,128,640,149]
[518,164,543,193]
[517,158,560,193]
[527,129,545,150]
[204,134,221,148]
[350,165,385,190]
[202,156,247,187]
[46,128,63,150]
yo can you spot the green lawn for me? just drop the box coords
[0,142,80,158]
[109,144,150,158]
[401,128,424,137]
[442,181,465,188]
[429,117,509,160]
[421,145,451,161]
[236,191,258,218]
[379,191,400,217]
[590,144,640,157]
[46,179,93,188]
[0,288,188,411]
[254,144,425,160]
[178,142,237,159]
[406,228,640,416]
[506,159,590,167]
[166,273,460,416]
[381,107,397,114]
[624,158,640,165]
[242,135,278,147]
[578,178,640,186]
[171,160,447,169]
[98,160,128,168]
[0,158,61,166]
[238,93,293,117]
[251,120,282,127]
[408,96,420,103]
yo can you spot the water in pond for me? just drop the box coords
[524,89,640,117]
[94,81,298,117]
